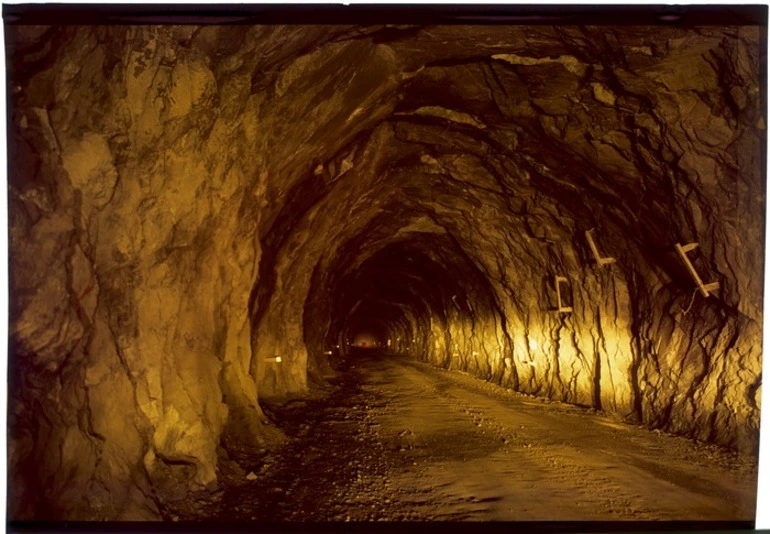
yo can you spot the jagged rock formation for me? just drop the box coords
[5,13,764,520]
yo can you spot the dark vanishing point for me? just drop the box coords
[3,5,765,526]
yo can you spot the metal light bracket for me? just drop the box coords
[585,229,616,266]
[674,242,719,297]
[265,356,282,363]
[554,275,573,313]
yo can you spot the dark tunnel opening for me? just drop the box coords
[315,234,504,372]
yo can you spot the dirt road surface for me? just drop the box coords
[169,352,758,522]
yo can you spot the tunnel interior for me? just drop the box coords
[322,235,499,363]
[3,7,766,521]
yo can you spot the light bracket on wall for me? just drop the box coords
[674,242,719,297]
[265,356,282,363]
[585,228,616,266]
[554,275,573,313]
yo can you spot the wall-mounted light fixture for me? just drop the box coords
[585,228,616,266]
[323,350,333,355]
[554,275,573,313]
[265,356,282,363]
[674,242,719,297]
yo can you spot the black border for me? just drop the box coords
[3,519,761,533]
[1,4,768,27]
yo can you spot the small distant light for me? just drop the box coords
[528,339,539,351]
[324,350,333,355]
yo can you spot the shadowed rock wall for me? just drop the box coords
[6,22,764,520]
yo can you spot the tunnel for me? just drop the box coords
[3,5,766,524]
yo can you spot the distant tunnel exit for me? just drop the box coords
[351,331,380,349]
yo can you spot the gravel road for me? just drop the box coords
[169,351,758,522]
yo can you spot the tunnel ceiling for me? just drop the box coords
[5,7,766,520]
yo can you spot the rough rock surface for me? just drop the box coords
[5,20,764,520]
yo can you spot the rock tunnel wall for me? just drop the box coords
[5,21,765,520]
